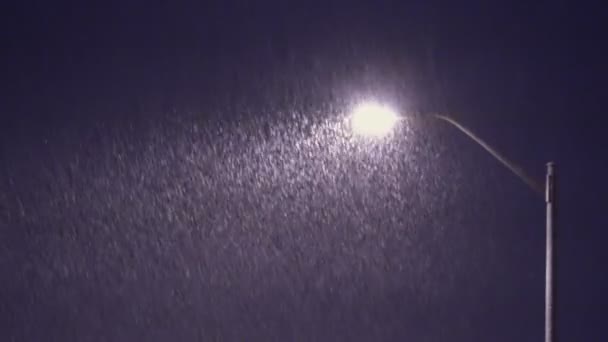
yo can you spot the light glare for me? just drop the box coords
[350,102,399,138]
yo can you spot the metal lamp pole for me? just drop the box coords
[545,162,556,342]
[432,114,555,342]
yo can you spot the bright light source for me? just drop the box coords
[350,102,399,138]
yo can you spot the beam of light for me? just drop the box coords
[350,102,399,138]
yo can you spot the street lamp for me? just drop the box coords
[349,102,556,342]
[350,102,400,138]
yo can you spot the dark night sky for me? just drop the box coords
[1,1,607,341]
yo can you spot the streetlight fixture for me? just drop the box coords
[349,102,556,342]
[350,102,400,138]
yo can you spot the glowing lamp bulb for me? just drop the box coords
[350,102,399,137]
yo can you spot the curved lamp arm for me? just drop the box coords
[433,114,544,196]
